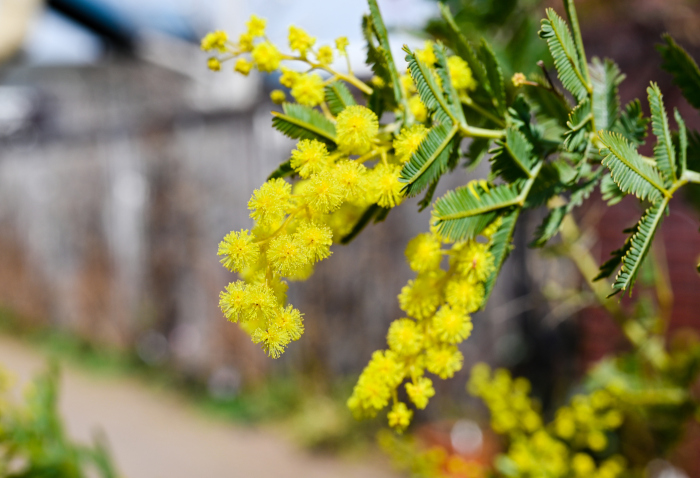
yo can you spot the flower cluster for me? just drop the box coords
[468,364,627,478]
[347,215,498,431]
[201,15,353,107]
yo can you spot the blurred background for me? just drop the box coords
[1,0,700,476]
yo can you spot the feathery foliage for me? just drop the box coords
[590,57,623,131]
[490,127,536,182]
[563,98,591,151]
[483,208,520,302]
[657,34,700,110]
[400,123,459,196]
[615,99,649,146]
[325,82,357,116]
[271,103,337,144]
[648,83,677,184]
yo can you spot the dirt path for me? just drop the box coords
[0,335,399,478]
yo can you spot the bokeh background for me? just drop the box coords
[1,0,700,476]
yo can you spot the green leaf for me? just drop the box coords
[464,137,490,170]
[530,206,566,247]
[595,223,638,281]
[478,39,506,115]
[418,181,440,212]
[433,42,467,125]
[437,3,489,89]
[563,98,592,152]
[340,204,386,244]
[598,130,668,202]
[611,199,670,295]
[404,46,454,125]
[367,0,405,110]
[600,173,625,205]
[524,163,565,208]
[614,99,649,146]
[675,108,688,178]
[271,103,337,145]
[590,57,624,131]
[483,208,521,303]
[432,182,522,242]
[267,160,294,180]
[400,123,459,196]
[325,82,356,116]
[539,8,588,101]
[490,127,535,182]
[648,83,677,184]
[657,34,700,110]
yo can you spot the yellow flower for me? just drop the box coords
[252,41,282,72]
[294,222,333,262]
[267,233,311,276]
[512,72,527,88]
[587,430,607,451]
[201,31,227,52]
[241,282,278,322]
[451,241,494,282]
[426,345,463,379]
[371,76,386,88]
[246,14,266,37]
[335,105,379,154]
[393,124,428,163]
[335,36,349,55]
[273,305,304,341]
[219,281,247,322]
[248,178,292,225]
[333,160,368,201]
[481,216,502,240]
[405,232,442,273]
[572,453,596,477]
[416,40,436,65]
[406,377,435,409]
[270,89,286,104]
[370,163,403,208]
[431,306,472,344]
[288,25,315,56]
[290,139,331,178]
[388,402,413,431]
[234,58,253,76]
[387,318,423,356]
[252,323,290,358]
[238,32,254,52]
[316,45,333,65]
[279,67,300,88]
[447,56,476,91]
[408,95,428,122]
[218,230,259,272]
[306,169,345,214]
[398,272,444,320]
[291,73,325,107]
[207,57,221,71]
[400,73,416,95]
[445,277,484,313]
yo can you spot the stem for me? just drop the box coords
[460,125,505,139]
[282,54,374,95]
[682,169,700,184]
[460,95,506,127]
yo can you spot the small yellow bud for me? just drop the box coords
[270,89,286,104]
[288,26,315,56]
[512,72,527,87]
[234,58,253,76]
[252,41,282,72]
[246,14,266,37]
[335,36,349,55]
[207,57,221,71]
[316,45,333,65]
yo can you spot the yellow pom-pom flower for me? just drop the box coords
[294,222,333,262]
[241,282,278,322]
[234,58,253,76]
[246,14,266,37]
[398,272,444,320]
[387,318,423,356]
[219,281,247,322]
[316,45,333,65]
[572,453,596,477]
[201,31,227,52]
[267,233,310,276]
[447,56,476,91]
[426,345,463,379]
[238,32,254,52]
[248,178,292,225]
[405,232,442,273]
[288,26,315,56]
[207,57,221,71]
[307,170,345,213]
[279,67,300,88]
[370,163,403,208]
[445,277,484,313]
[273,304,304,342]
[333,160,368,201]
[218,230,259,272]
[251,41,282,72]
[432,306,473,344]
[252,323,290,358]
[406,377,435,409]
[291,73,325,107]
[393,124,427,163]
[452,241,494,282]
[335,105,379,154]
[270,89,286,104]
[416,41,436,65]
[335,36,349,55]
[408,95,428,123]
[388,402,413,432]
[290,139,331,178]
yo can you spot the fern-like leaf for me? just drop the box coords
[598,130,668,202]
[600,173,625,205]
[432,182,522,242]
[530,206,567,248]
[612,199,669,295]
[267,160,294,180]
[490,127,535,182]
[590,57,624,130]
[271,103,337,145]
[478,39,506,115]
[614,99,649,146]
[657,34,700,110]
[367,0,404,107]
[648,83,677,184]
[438,3,489,89]
[434,43,467,125]
[404,46,454,125]
[325,82,356,116]
[674,108,688,178]
[563,99,592,152]
[483,208,521,303]
[595,223,638,281]
[400,123,459,196]
[539,8,589,101]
